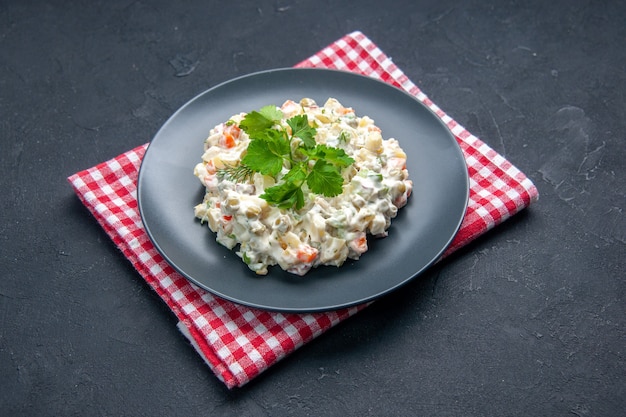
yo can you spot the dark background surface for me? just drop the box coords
[1,0,624,416]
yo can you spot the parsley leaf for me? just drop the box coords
[262,181,305,210]
[307,160,345,197]
[287,115,317,148]
[231,105,354,210]
[239,106,282,137]
[241,139,284,176]
[258,105,284,122]
[304,144,354,168]
[282,164,308,184]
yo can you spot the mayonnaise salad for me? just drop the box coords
[194,98,412,276]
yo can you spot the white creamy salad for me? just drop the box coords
[194,98,412,276]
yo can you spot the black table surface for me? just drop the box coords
[2,1,624,416]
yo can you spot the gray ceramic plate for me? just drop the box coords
[137,68,468,312]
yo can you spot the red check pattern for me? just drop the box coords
[68,31,538,389]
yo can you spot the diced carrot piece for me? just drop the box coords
[349,234,368,255]
[221,135,236,148]
[355,235,367,251]
[225,124,241,138]
[205,159,217,174]
[296,245,318,263]
[219,124,240,148]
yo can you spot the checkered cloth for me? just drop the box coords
[68,31,538,388]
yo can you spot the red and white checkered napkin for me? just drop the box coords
[68,31,538,388]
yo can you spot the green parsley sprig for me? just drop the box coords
[219,105,354,210]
